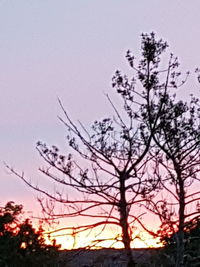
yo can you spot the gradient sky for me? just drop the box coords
[1,0,200,237]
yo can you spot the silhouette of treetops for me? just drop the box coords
[0,201,60,267]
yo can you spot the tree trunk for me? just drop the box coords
[119,173,136,267]
[175,231,184,267]
[175,173,185,267]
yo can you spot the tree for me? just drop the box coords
[143,70,200,266]
[0,201,60,267]
[7,33,193,267]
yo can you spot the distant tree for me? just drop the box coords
[7,33,192,267]
[0,201,60,267]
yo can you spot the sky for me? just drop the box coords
[1,0,200,247]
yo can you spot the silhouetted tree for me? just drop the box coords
[7,33,192,267]
[144,77,200,266]
[0,201,60,267]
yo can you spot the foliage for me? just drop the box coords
[159,218,200,266]
[0,201,60,267]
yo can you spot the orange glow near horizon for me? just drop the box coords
[46,228,162,250]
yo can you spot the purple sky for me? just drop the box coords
[1,1,200,214]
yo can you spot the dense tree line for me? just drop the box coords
[0,201,60,267]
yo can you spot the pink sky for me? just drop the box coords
[1,0,200,247]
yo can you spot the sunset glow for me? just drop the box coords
[46,227,162,250]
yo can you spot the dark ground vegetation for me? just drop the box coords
[0,201,60,267]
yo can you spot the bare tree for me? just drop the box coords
[7,33,181,267]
